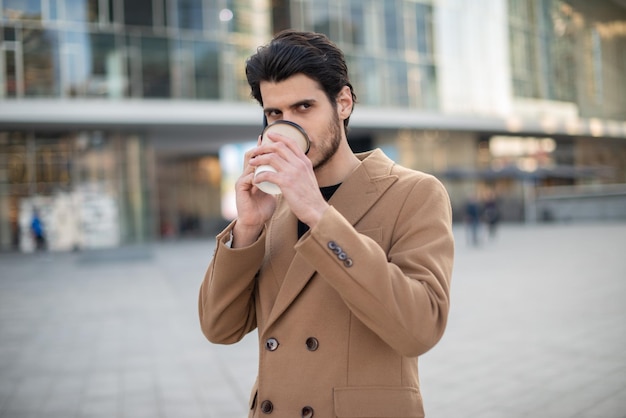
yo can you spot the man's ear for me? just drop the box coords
[336,86,353,120]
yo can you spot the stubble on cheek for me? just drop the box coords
[311,116,342,171]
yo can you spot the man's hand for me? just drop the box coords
[249,130,329,230]
[232,138,277,247]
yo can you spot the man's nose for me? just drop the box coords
[279,110,300,123]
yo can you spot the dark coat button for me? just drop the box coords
[301,406,314,418]
[338,252,347,260]
[305,337,319,351]
[265,338,279,351]
[260,400,273,414]
[327,241,337,250]
[333,246,342,255]
[344,258,353,267]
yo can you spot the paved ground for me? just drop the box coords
[0,222,625,418]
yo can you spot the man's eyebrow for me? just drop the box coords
[291,99,317,108]
[263,99,317,114]
[263,107,280,115]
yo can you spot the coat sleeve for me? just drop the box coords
[198,222,265,344]
[295,175,454,357]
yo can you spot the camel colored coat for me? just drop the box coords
[199,149,454,418]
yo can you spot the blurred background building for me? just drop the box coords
[0,0,625,252]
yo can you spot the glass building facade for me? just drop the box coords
[509,0,626,120]
[1,0,625,251]
[288,0,438,109]
[0,0,440,107]
[0,0,263,101]
[0,130,154,251]
[0,0,266,251]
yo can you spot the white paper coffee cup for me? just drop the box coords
[254,120,310,195]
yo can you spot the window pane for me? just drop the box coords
[89,33,126,97]
[59,0,99,22]
[384,1,401,51]
[272,0,290,33]
[3,0,42,21]
[221,0,235,33]
[141,36,170,98]
[22,28,60,97]
[420,64,438,110]
[194,41,219,99]
[49,0,59,19]
[63,32,125,97]
[108,0,114,24]
[62,30,90,96]
[3,26,17,41]
[171,40,192,98]
[346,0,365,47]
[125,0,153,27]
[176,0,203,31]
[347,54,380,107]
[312,3,331,36]
[416,4,433,57]
[34,138,72,189]
[204,0,221,32]
[4,50,18,97]
[388,60,408,106]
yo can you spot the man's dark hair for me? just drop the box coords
[245,30,356,132]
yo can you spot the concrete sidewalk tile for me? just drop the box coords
[121,392,160,418]
[7,375,53,404]
[78,395,119,418]
[573,387,626,418]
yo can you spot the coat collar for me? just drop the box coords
[332,148,399,226]
[262,149,398,332]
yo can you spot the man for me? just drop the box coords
[31,209,46,251]
[199,30,454,418]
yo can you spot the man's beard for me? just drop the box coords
[313,112,342,171]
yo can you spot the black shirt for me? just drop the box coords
[297,184,341,238]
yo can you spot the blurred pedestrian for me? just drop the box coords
[483,190,500,239]
[464,194,482,246]
[198,30,454,417]
[30,209,47,251]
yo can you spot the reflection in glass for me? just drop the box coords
[387,60,408,107]
[222,0,236,32]
[204,0,222,32]
[172,40,193,98]
[384,0,401,51]
[346,0,365,47]
[90,33,125,97]
[3,139,28,184]
[173,0,203,30]
[22,28,60,97]
[141,36,171,98]
[3,26,17,41]
[509,0,577,102]
[4,50,18,97]
[415,4,433,57]
[419,64,438,110]
[312,2,332,37]
[56,0,99,22]
[194,41,219,99]
[3,0,42,21]
[125,0,153,27]
[349,55,380,106]
[62,30,90,96]
[34,138,72,193]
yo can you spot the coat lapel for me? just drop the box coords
[263,150,398,333]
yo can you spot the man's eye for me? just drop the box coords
[299,103,311,110]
